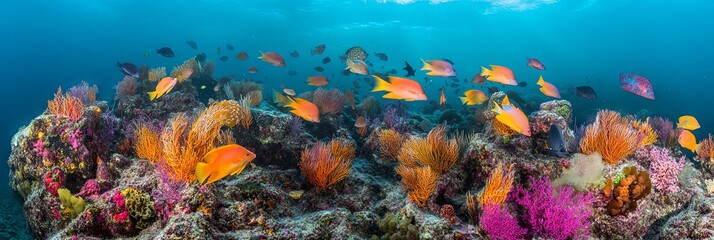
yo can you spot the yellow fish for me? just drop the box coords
[678,129,697,152]
[195,144,256,184]
[536,76,561,98]
[459,89,489,105]
[147,77,178,101]
[492,96,531,136]
[677,115,700,130]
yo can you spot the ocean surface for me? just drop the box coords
[1,0,712,237]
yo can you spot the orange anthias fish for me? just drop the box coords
[480,65,517,85]
[346,59,368,75]
[439,87,446,106]
[273,90,320,122]
[460,89,489,105]
[195,144,256,184]
[354,116,367,128]
[148,77,178,101]
[536,76,561,98]
[677,115,700,130]
[421,59,456,77]
[492,96,531,136]
[258,51,285,67]
[678,129,697,152]
[371,75,427,101]
[307,76,330,86]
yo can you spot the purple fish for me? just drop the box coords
[526,58,545,70]
[620,73,654,100]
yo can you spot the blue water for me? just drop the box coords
[1,0,713,235]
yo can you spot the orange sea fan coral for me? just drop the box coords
[170,58,197,82]
[395,165,438,207]
[633,119,657,147]
[148,67,166,82]
[313,88,346,115]
[478,164,515,206]
[697,134,714,161]
[47,87,85,121]
[300,139,355,191]
[134,124,162,163]
[580,110,638,164]
[398,125,460,175]
[377,129,405,160]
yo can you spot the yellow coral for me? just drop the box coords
[395,165,438,207]
[148,67,166,82]
[170,58,197,82]
[377,129,405,160]
[300,139,355,190]
[633,119,657,147]
[134,124,162,163]
[478,164,515,206]
[397,125,459,175]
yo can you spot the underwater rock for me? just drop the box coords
[655,195,714,239]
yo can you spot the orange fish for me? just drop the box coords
[678,129,697,152]
[492,96,531,136]
[677,115,700,130]
[258,51,285,67]
[354,116,367,128]
[307,76,329,86]
[440,87,446,106]
[147,77,178,101]
[195,144,256,184]
[421,59,456,77]
[536,76,561,98]
[346,59,368,75]
[371,75,427,101]
[273,90,320,122]
[480,65,517,85]
[460,89,489,105]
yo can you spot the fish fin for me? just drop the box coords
[537,75,545,85]
[203,147,224,164]
[459,96,468,104]
[502,95,511,106]
[257,51,265,60]
[195,162,210,184]
[147,91,160,101]
[491,102,503,114]
[382,92,402,100]
[420,59,431,71]
[425,72,439,76]
[480,66,491,77]
[230,163,249,175]
[273,90,290,106]
[371,75,391,92]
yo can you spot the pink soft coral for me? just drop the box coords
[480,204,526,240]
[647,146,685,194]
[513,177,594,240]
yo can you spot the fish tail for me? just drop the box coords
[273,90,290,106]
[371,75,391,92]
[480,66,491,77]
[459,96,468,105]
[147,91,160,101]
[491,102,503,114]
[195,162,209,184]
[537,75,545,85]
[420,59,431,71]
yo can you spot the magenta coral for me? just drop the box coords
[513,177,594,240]
[78,179,100,199]
[66,128,82,149]
[43,169,64,197]
[480,204,526,240]
[647,146,685,194]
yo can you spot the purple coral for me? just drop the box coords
[647,146,685,194]
[513,177,594,240]
[32,139,51,159]
[286,116,305,139]
[382,105,409,133]
[480,204,526,240]
[66,128,82,150]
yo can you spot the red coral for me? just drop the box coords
[43,169,64,197]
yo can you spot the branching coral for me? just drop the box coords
[115,76,138,98]
[377,129,405,160]
[312,88,346,115]
[68,81,98,105]
[395,165,438,207]
[580,110,638,164]
[697,134,714,161]
[134,124,163,163]
[48,87,85,121]
[161,100,249,182]
[478,164,514,206]
[632,119,657,147]
[603,166,651,216]
[397,125,459,175]
[480,204,526,240]
[647,147,685,194]
[300,139,355,191]
[148,67,166,82]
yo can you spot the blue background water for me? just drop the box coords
[1,0,712,235]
